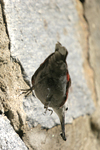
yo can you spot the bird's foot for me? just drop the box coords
[19,88,31,97]
[43,106,53,115]
[48,108,53,115]
[19,87,35,97]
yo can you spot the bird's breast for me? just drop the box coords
[34,74,67,108]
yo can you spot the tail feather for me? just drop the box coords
[55,42,68,60]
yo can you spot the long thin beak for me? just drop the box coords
[60,115,66,141]
[53,106,66,141]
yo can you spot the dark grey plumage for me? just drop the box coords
[21,42,71,141]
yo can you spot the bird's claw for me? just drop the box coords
[43,106,53,115]
[19,88,35,97]
[19,89,31,97]
[49,109,53,115]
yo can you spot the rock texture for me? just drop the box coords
[84,0,100,104]
[0,115,28,150]
[0,2,28,149]
[23,116,100,150]
[0,0,100,150]
[84,0,100,143]
[3,0,94,129]
[0,3,26,131]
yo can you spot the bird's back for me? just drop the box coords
[32,42,68,108]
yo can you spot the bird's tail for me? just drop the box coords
[55,42,68,61]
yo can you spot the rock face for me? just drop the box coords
[23,116,100,150]
[3,0,94,128]
[0,0,100,150]
[84,0,100,143]
[84,0,100,103]
[0,115,28,150]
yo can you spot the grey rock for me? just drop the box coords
[3,0,94,128]
[0,115,28,150]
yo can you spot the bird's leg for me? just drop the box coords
[48,108,53,115]
[43,105,48,114]
[20,86,35,97]
[20,88,31,96]
[44,104,53,115]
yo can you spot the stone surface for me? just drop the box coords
[84,0,100,104]
[0,115,28,150]
[0,0,100,150]
[3,0,94,128]
[75,0,96,105]
[0,1,27,133]
[84,0,100,144]
[23,116,100,150]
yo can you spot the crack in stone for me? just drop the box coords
[0,0,29,142]
[1,0,31,89]
[10,56,31,87]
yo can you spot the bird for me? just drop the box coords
[21,42,71,141]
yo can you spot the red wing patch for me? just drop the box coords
[67,72,70,81]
